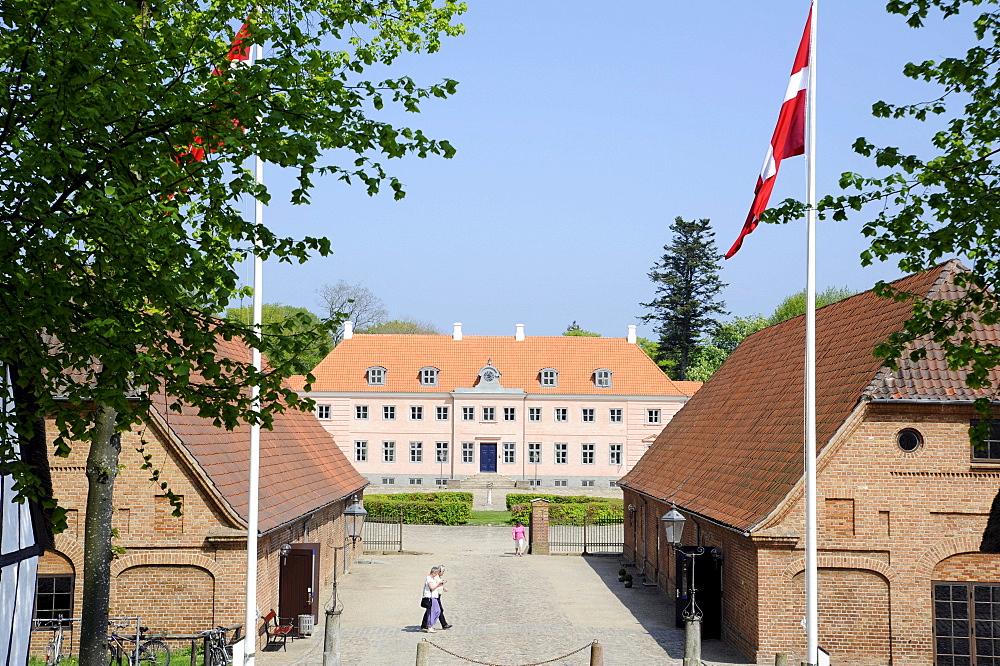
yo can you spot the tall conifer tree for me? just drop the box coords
[641,217,727,380]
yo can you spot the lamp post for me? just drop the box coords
[662,508,701,666]
[344,495,367,545]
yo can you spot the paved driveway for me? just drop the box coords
[256,525,753,666]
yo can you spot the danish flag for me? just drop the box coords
[180,23,252,163]
[725,7,812,259]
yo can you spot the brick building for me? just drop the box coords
[619,260,1000,665]
[32,337,368,656]
[292,323,699,488]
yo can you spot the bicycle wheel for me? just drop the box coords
[138,639,171,666]
[108,644,125,666]
[208,645,228,666]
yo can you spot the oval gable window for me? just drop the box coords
[897,428,923,453]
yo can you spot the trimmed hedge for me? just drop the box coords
[366,492,472,504]
[363,493,473,525]
[504,493,620,510]
[509,497,624,525]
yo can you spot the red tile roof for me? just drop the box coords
[303,335,686,396]
[619,261,988,532]
[153,336,367,534]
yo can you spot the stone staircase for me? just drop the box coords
[454,472,518,489]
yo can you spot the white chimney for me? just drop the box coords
[627,325,637,344]
[343,321,354,340]
[515,323,525,341]
[453,322,463,341]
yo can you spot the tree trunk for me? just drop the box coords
[981,486,1000,553]
[79,403,120,666]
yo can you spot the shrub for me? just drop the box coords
[365,492,472,503]
[504,493,620,510]
[363,494,472,525]
[509,498,623,525]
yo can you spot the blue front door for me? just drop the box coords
[480,443,497,472]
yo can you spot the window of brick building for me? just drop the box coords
[462,442,474,464]
[410,406,423,420]
[355,405,368,420]
[435,441,449,463]
[554,442,568,464]
[354,441,368,462]
[436,406,449,421]
[971,420,1000,461]
[609,408,623,423]
[482,407,496,422]
[383,405,396,420]
[647,409,661,425]
[316,404,331,419]
[581,408,595,423]
[34,575,73,623]
[503,407,516,422]
[503,442,516,464]
[528,442,541,464]
[934,582,1000,664]
[383,441,395,463]
[462,406,475,421]
[610,443,623,466]
[554,408,568,423]
[582,443,595,464]
[410,441,423,463]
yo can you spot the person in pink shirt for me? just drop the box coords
[512,520,526,557]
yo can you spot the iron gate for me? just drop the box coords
[361,512,403,552]
[547,507,624,554]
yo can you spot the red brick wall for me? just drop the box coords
[30,415,362,659]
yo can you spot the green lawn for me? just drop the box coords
[467,510,512,525]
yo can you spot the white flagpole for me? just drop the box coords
[804,0,819,664]
[244,39,265,666]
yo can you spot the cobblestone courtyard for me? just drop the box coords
[256,524,753,666]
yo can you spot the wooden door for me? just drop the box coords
[278,544,319,628]
[480,443,497,472]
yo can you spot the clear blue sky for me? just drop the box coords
[246,1,972,339]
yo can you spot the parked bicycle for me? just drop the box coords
[107,622,171,666]
[40,616,66,666]
[196,627,231,666]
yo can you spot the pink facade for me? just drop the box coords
[295,324,698,488]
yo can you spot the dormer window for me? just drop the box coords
[420,367,439,387]
[539,368,559,387]
[594,369,612,388]
[367,366,387,386]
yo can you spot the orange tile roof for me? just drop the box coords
[153,336,367,534]
[305,335,687,396]
[619,261,988,532]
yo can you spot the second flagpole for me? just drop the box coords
[804,0,819,664]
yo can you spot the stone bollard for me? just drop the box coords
[774,653,789,666]
[682,619,701,666]
[590,641,604,666]
[323,607,342,666]
[415,639,430,666]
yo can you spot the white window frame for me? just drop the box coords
[594,369,612,388]
[355,405,369,420]
[528,442,541,464]
[503,407,516,422]
[555,442,568,465]
[502,442,516,464]
[436,406,450,421]
[554,479,568,487]
[528,407,542,422]
[410,405,423,421]
[409,478,423,485]
[581,408,595,423]
[354,440,368,462]
[462,406,475,421]
[482,406,496,422]
[317,404,331,420]
[382,441,395,463]
[610,443,623,466]
[381,477,395,485]
[554,407,568,423]
[581,479,595,487]
[539,368,558,387]
[435,441,449,463]
[462,442,475,464]
[647,409,661,425]
[419,367,439,386]
[367,366,386,386]
[383,405,396,420]
[410,441,423,463]
[582,443,595,465]
[609,408,623,423]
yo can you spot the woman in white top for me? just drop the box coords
[420,566,443,632]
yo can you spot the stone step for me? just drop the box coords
[455,473,517,489]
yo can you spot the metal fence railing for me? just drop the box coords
[548,510,624,555]
[362,513,403,552]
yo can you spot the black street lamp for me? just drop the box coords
[344,495,367,545]
[663,507,701,666]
